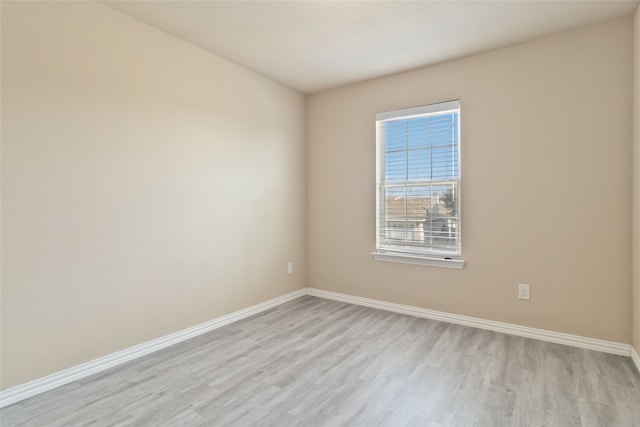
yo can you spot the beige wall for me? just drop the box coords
[0,1,306,390]
[633,5,640,356]
[308,18,633,343]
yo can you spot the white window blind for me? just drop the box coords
[375,100,461,259]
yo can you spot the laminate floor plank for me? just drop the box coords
[2,296,639,426]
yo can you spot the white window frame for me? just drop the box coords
[372,100,464,269]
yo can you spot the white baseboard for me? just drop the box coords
[632,347,640,374]
[1,286,634,408]
[306,288,632,357]
[0,288,306,408]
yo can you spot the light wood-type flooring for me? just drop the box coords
[2,296,640,426]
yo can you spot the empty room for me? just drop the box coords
[1,0,640,425]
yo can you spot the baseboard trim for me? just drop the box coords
[1,286,633,408]
[632,347,640,374]
[306,288,632,357]
[0,288,306,408]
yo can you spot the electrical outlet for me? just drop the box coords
[518,283,530,300]
[287,262,293,274]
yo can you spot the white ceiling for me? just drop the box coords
[104,1,639,94]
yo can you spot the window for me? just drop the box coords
[373,100,463,269]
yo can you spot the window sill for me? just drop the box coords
[371,251,465,269]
